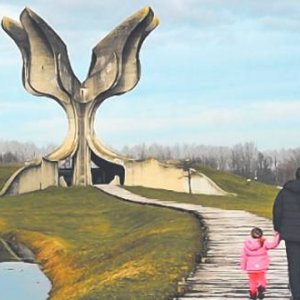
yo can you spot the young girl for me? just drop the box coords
[240,227,280,299]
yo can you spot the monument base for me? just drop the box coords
[0,157,229,197]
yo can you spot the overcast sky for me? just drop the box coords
[1,0,300,150]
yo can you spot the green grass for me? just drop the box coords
[0,186,201,300]
[125,164,279,219]
[0,163,280,299]
[0,164,21,190]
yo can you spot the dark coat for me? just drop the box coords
[273,179,300,242]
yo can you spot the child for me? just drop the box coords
[240,227,280,299]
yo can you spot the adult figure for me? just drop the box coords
[273,167,300,300]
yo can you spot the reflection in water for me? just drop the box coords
[0,262,51,300]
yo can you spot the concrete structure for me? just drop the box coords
[125,158,228,195]
[1,7,228,197]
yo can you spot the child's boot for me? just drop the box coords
[249,291,257,300]
[257,286,265,299]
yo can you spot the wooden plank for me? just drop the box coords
[94,185,291,299]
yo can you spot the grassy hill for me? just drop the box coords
[125,164,279,219]
[0,185,201,300]
[0,164,21,191]
[0,163,280,299]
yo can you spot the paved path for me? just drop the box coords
[94,185,291,299]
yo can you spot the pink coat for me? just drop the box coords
[240,232,280,272]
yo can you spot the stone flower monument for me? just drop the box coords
[1,7,228,197]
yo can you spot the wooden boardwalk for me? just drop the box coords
[94,185,291,299]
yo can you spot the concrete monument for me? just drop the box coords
[1,7,229,197]
[1,7,157,194]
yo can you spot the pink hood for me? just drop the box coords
[240,232,280,272]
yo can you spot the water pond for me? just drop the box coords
[0,261,51,300]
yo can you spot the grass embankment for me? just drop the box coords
[0,164,21,190]
[0,187,201,300]
[125,164,279,219]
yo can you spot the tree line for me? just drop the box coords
[0,140,55,164]
[120,142,300,186]
[1,140,299,186]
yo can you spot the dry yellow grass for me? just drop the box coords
[19,232,82,288]
[99,259,156,285]
[0,219,7,231]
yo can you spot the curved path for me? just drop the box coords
[94,184,291,299]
